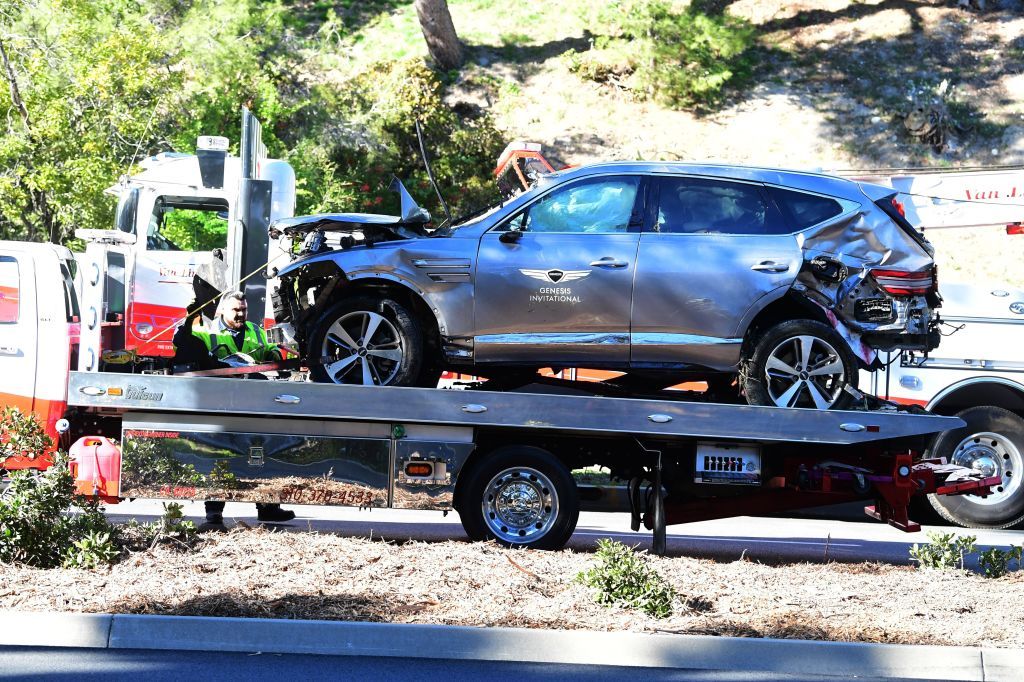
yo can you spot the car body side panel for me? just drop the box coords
[631,233,800,370]
[474,231,640,364]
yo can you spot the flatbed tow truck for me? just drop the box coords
[2,117,1005,554]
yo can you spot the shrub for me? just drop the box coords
[909,531,978,570]
[576,538,676,618]
[64,531,119,569]
[977,546,1023,579]
[569,1,756,110]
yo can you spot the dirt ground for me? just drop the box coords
[1,527,1021,648]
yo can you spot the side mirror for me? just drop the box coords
[499,230,522,244]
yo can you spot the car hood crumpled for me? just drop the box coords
[272,212,428,241]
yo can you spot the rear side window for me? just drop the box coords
[768,187,845,230]
[0,256,19,324]
[655,177,785,235]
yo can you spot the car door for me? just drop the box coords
[474,175,645,365]
[631,176,801,370]
[0,249,38,413]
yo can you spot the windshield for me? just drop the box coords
[447,201,505,230]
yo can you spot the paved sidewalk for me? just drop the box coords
[0,611,1021,680]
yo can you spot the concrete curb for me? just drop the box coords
[0,611,1021,681]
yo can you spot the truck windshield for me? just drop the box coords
[148,196,229,251]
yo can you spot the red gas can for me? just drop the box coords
[69,436,121,501]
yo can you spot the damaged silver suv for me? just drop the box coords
[271,163,940,409]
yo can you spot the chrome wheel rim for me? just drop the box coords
[764,334,846,409]
[481,466,559,544]
[320,310,402,385]
[950,431,1021,506]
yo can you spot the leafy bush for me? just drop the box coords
[0,407,53,458]
[909,531,978,570]
[64,531,119,569]
[290,58,506,221]
[569,1,756,110]
[978,545,1023,579]
[0,452,115,568]
[576,538,676,618]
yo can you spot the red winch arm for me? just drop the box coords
[865,457,1001,531]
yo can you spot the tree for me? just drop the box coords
[413,0,463,71]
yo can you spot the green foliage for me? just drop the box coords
[0,407,53,458]
[159,210,228,252]
[209,459,239,490]
[0,454,116,568]
[909,531,978,571]
[64,530,119,569]
[576,538,676,618]
[120,438,203,491]
[290,58,505,221]
[977,545,1023,579]
[570,1,755,110]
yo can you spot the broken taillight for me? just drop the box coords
[871,265,936,296]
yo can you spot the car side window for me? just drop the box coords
[656,177,782,235]
[0,256,19,324]
[522,177,640,234]
[767,186,845,230]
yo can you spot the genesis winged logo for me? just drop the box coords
[520,268,590,284]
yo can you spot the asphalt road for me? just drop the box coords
[0,646,912,681]
[106,498,1024,568]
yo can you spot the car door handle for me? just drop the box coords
[590,257,629,268]
[750,261,790,273]
[0,346,18,356]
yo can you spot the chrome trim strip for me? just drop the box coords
[474,332,629,345]
[411,258,470,268]
[631,333,742,346]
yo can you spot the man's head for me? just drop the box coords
[219,291,247,330]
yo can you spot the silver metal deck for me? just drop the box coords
[67,372,964,445]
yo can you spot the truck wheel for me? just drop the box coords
[308,295,424,386]
[743,319,857,410]
[457,446,579,550]
[928,406,1024,529]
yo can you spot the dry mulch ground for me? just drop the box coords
[1,527,1021,649]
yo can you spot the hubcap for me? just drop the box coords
[321,310,403,385]
[950,431,1021,506]
[764,334,846,409]
[481,466,559,544]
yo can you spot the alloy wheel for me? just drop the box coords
[764,334,846,409]
[320,310,403,385]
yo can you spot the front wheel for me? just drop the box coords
[743,319,857,410]
[457,446,579,550]
[308,295,425,386]
[927,406,1024,529]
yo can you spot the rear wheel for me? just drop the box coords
[743,319,857,410]
[308,295,424,386]
[927,406,1024,529]
[457,446,579,550]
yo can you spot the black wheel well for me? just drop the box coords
[929,380,1024,419]
[741,295,827,356]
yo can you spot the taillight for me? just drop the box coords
[1008,223,1023,236]
[871,266,935,296]
[891,197,906,217]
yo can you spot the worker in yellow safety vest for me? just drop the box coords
[192,291,282,363]
[174,290,295,528]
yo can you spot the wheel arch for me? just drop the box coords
[739,290,829,356]
[927,377,1024,418]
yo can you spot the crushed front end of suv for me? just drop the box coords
[270,163,941,409]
